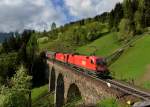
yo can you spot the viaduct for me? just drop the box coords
[47,60,137,107]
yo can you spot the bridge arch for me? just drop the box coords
[67,83,82,103]
[56,73,64,107]
[49,67,56,92]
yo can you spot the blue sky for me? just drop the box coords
[0,0,122,32]
[51,0,74,23]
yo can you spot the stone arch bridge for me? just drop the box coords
[47,60,133,107]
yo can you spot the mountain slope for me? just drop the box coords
[76,32,120,57]
[110,34,150,88]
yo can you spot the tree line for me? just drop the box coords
[108,0,150,41]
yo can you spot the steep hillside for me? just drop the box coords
[76,32,120,57]
[110,34,150,89]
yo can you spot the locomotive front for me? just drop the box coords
[96,58,109,77]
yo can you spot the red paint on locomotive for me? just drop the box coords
[67,54,74,64]
[71,55,107,74]
[55,53,65,62]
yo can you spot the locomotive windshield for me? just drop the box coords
[96,59,106,65]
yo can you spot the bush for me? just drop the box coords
[0,66,32,107]
[118,18,130,41]
[96,98,119,107]
[0,53,18,84]
[0,88,28,107]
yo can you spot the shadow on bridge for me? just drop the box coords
[56,73,64,107]
[67,83,82,103]
[50,67,56,92]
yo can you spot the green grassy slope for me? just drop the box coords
[32,85,48,102]
[96,97,130,107]
[76,32,120,57]
[39,40,54,51]
[31,85,55,107]
[110,34,150,87]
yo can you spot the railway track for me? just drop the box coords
[85,70,150,101]
[52,61,150,101]
[106,79,150,101]
[88,73,150,101]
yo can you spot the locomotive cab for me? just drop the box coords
[96,58,109,76]
[96,58,107,66]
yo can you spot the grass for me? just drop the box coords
[32,93,54,107]
[96,97,130,107]
[38,37,49,44]
[31,84,48,102]
[39,40,54,51]
[110,34,150,85]
[76,32,120,57]
[142,81,150,89]
[31,84,55,107]
[64,97,83,107]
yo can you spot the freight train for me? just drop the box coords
[46,51,109,77]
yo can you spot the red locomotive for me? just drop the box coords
[46,51,109,77]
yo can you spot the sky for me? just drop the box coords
[0,0,123,32]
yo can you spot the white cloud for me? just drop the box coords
[0,0,123,32]
[64,0,123,19]
[0,0,66,32]
[0,0,23,6]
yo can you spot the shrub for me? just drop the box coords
[0,66,32,107]
[96,98,119,107]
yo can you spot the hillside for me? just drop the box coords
[38,22,109,53]
[76,32,120,57]
[110,33,150,89]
